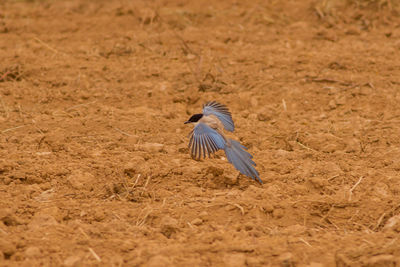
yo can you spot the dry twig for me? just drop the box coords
[88,248,101,262]
[348,176,364,201]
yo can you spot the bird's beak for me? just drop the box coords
[184,121,191,124]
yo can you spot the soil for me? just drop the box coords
[1,0,400,266]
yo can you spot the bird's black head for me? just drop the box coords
[184,113,203,124]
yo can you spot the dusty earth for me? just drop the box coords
[1,0,400,266]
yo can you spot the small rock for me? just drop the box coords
[8,170,26,181]
[274,149,291,158]
[246,257,261,266]
[25,246,41,257]
[147,255,171,267]
[28,214,58,230]
[250,97,258,107]
[257,113,270,122]
[63,255,81,267]
[0,239,16,259]
[345,27,361,36]
[34,189,55,202]
[119,240,137,252]
[383,215,400,232]
[335,252,353,267]
[244,224,253,231]
[223,172,238,185]
[243,185,264,199]
[93,209,106,222]
[136,143,164,153]
[335,96,346,105]
[322,143,337,153]
[191,218,203,226]
[248,113,258,120]
[328,99,337,109]
[199,211,208,220]
[160,215,179,238]
[345,138,360,153]
[365,255,397,267]
[186,54,196,60]
[37,207,61,221]
[124,160,150,177]
[160,215,178,228]
[67,170,96,190]
[279,252,294,267]
[3,177,12,185]
[273,208,284,219]
[126,135,139,144]
[207,166,224,177]
[223,253,246,267]
[0,208,22,226]
[263,203,274,213]
[307,177,329,190]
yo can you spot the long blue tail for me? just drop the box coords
[224,139,262,184]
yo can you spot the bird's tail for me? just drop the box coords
[224,139,262,184]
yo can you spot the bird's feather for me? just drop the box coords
[203,101,235,132]
[189,122,225,160]
[224,140,261,183]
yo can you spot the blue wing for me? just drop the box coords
[224,140,262,183]
[203,101,235,132]
[188,122,226,160]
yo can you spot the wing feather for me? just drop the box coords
[188,122,225,159]
[203,101,235,132]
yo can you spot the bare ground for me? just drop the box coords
[1,0,400,266]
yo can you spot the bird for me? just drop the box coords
[184,101,262,184]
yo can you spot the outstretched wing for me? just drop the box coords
[189,122,226,160]
[225,140,262,183]
[203,101,234,132]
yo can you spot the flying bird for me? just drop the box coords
[184,101,262,183]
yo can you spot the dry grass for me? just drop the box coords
[313,0,400,19]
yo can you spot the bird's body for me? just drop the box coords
[198,114,223,131]
[185,101,262,184]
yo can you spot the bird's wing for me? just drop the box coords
[224,140,262,183]
[202,101,234,132]
[189,122,226,160]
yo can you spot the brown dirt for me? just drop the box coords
[1,0,400,266]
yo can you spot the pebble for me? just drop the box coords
[345,138,360,153]
[278,252,294,267]
[147,255,171,267]
[257,113,270,121]
[263,203,274,213]
[135,143,164,153]
[67,170,96,190]
[159,215,179,238]
[328,99,337,109]
[307,177,328,190]
[383,214,400,231]
[28,214,58,230]
[250,97,258,107]
[223,172,238,185]
[199,211,208,220]
[273,208,284,219]
[63,255,81,267]
[25,246,41,257]
[191,218,203,226]
[0,239,16,259]
[223,253,246,267]
[365,255,396,266]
